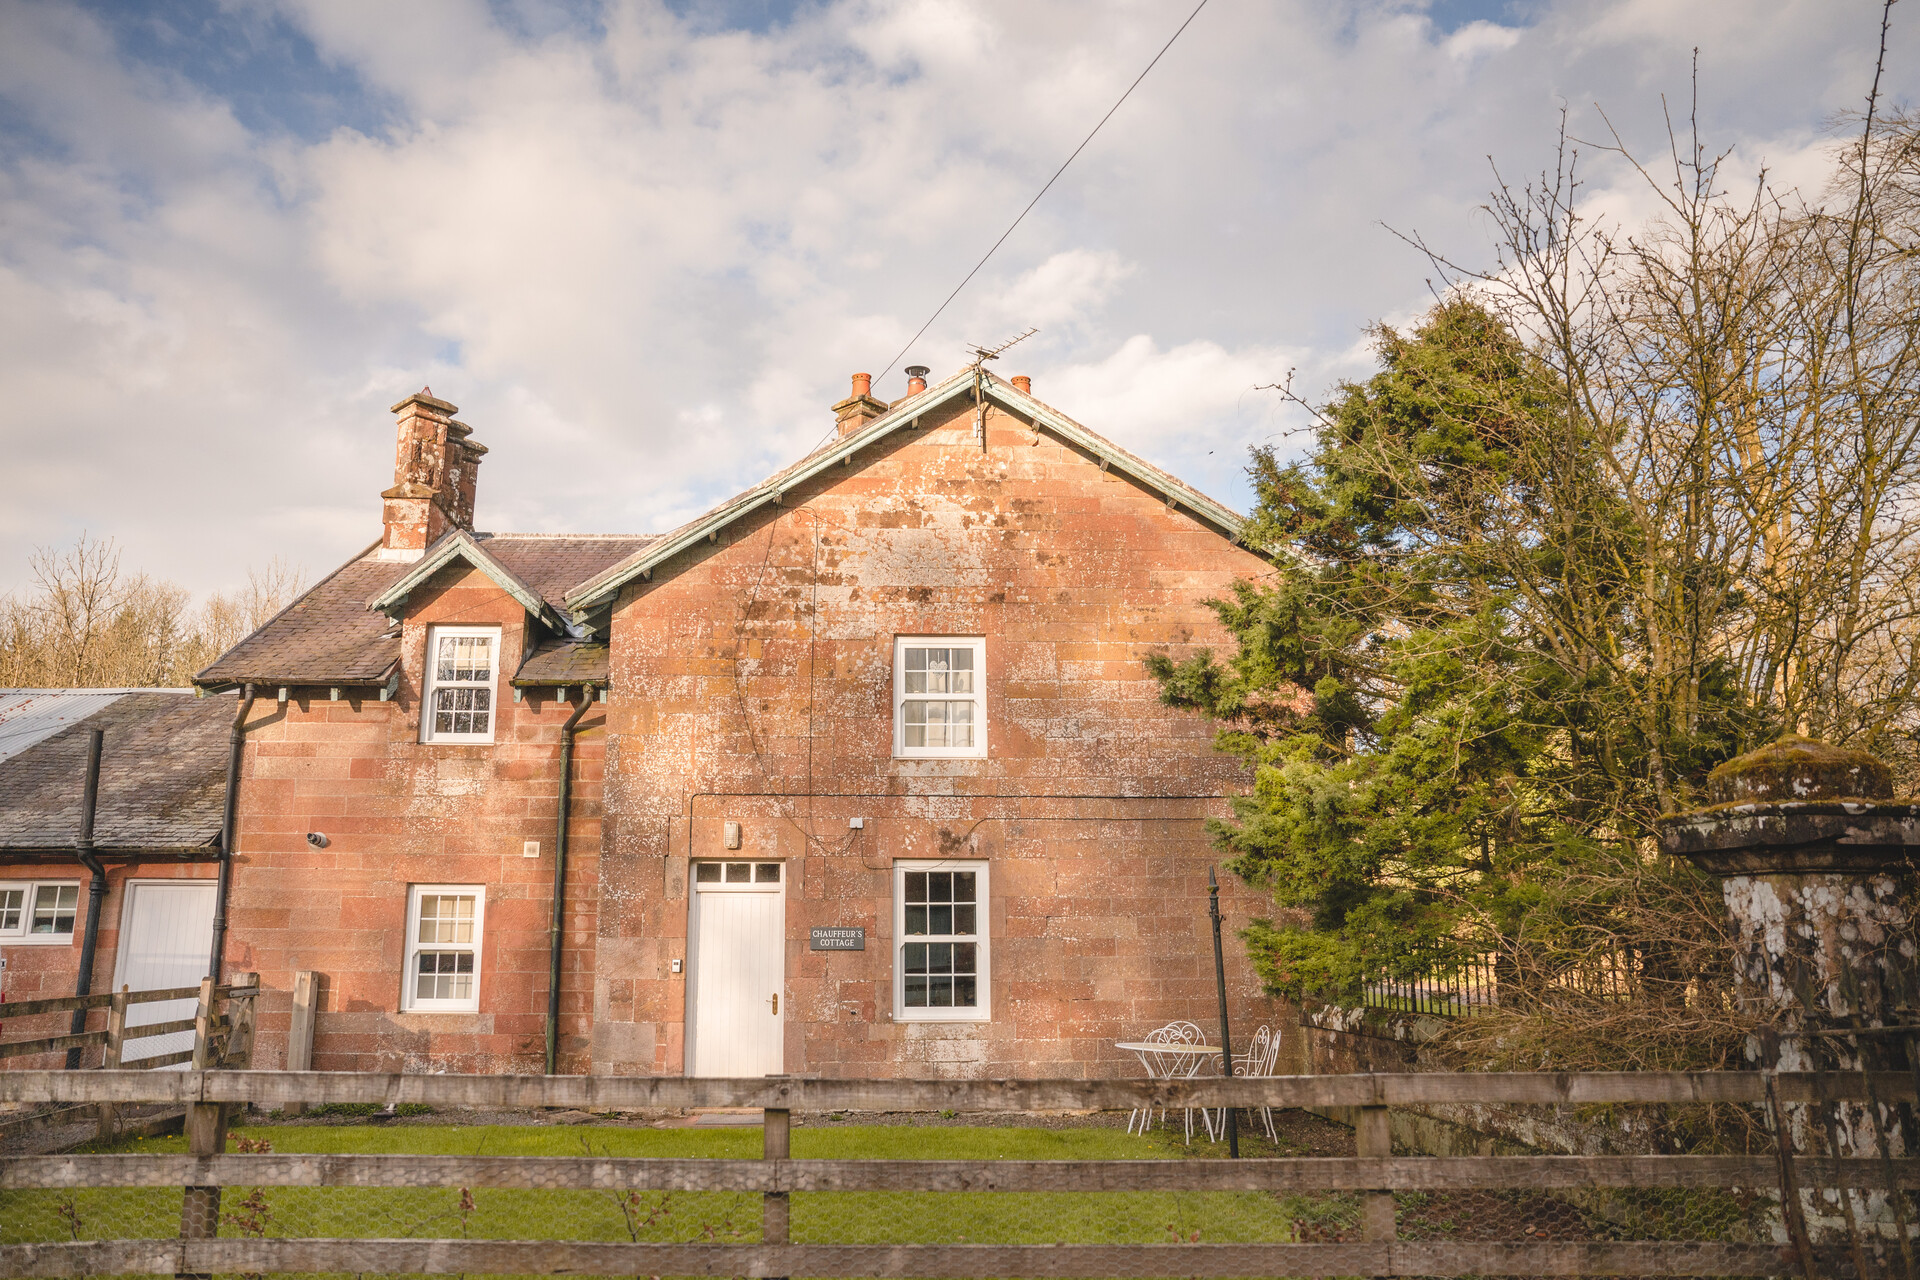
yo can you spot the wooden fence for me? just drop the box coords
[0,1068,1915,1277]
[0,975,256,1145]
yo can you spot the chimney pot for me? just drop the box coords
[905,365,929,396]
[832,371,888,437]
[1012,375,1032,395]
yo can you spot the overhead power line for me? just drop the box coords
[873,0,1213,387]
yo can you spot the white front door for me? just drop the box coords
[114,880,216,1068]
[687,860,785,1077]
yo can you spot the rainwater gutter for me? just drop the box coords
[65,727,106,1070]
[545,685,594,1075]
[208,684,256,984]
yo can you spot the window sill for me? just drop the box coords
[0,933,78,947]
[894,1009,991,1024]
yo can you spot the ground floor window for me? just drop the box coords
[0,881,80,943]
[894,860,989,1022]
[404,885,485,1011]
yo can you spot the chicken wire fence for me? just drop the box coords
[3,1072,1919,1278]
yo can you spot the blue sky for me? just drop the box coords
[0,0,1910,597]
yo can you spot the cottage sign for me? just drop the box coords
[809,927,865,952]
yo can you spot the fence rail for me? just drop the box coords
[2,1067,1911,1278]
[0,1236,1825,1278]
[2,1066,1910,1108]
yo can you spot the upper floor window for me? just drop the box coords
[894,637,986,759]
[0,881,80,944]
[422,626,500,744]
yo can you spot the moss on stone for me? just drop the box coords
[1705,735,1893,805]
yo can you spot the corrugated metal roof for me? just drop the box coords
[0,689,189,764]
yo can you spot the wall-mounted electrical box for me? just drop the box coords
[523,841,540,858]
[671,958,683,974]
[724,821,742,849]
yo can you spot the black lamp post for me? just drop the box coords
[1208,866,1239,1158]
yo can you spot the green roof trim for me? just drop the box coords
[366,529,563,630]
[562,369,1249,619]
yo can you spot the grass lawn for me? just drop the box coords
[2,1116,1301,1248]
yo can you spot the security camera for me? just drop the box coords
[306,832,330,849]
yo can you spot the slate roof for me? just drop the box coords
[0,691,232,853]
[0,690,182,764]
[513,640,610,687]
[196,535,654,689]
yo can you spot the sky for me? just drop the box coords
[0,0,1912,599]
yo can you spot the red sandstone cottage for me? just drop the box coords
[1,368,1286,1077]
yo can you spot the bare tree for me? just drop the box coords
[0,538,306,689]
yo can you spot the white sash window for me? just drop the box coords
[404,885,485,1011]
[422,626,500,743]
[894,637,986,758]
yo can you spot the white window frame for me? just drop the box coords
[892,859,990,1023]
[402,884,486,1012]
[421,625,502,744]
[892,636,987,759]
[0,880,82,946]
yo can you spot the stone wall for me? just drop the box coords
[221,565,604,1075]
[596,392,1290,1076]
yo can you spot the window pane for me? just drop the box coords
[905,872,926,900]
[437,637,457,682]
[725,862,751,882]
[904,905,928,935]
[929,904,952,934]
[31,884,76,934]
[906,648,927,671]
[0,888,21,932]
[695,863,721,883]
[755,863,781,883]
[904,943,930,974]
[953,872,976,904]
[416,950,475,1002]
[953,942,977,973]
[955,975,978,1007]
[929,976,954,1005]
[904,976,929,1007]
[953,904,976,935]
[928,873,952,904]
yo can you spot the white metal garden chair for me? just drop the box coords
[1217,1024,1282,1142]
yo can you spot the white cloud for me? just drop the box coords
[0,0,1913,597]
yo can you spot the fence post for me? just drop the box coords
[179,975,225,1273]
[95,985,128,1143]
[1357,1102,1394,1243]
[764,1104,791,1244]
[285,970,316,1117]
[223,971,257,1069]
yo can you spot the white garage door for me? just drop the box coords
[114,881,216,1068]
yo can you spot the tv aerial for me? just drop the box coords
[966,328,1037,369]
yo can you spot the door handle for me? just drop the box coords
[770,993,779,1015]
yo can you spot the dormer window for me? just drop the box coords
[422,626,500,744]
[894,637,987,759]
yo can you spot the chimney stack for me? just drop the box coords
[905,365,929,396]
[832,372,888,437]
[379,389,486,559]
[1011,375,1031,395]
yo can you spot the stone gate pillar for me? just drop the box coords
[1659,736,1920,1238]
